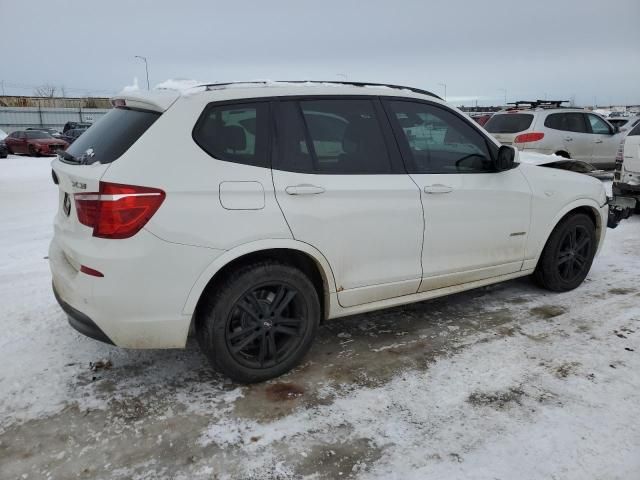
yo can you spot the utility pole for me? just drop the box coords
[135,56,150,90]
[438,82,447,101]
[498,88,507,106]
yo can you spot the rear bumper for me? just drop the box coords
[53,283,114,345]
[49,228,224,349]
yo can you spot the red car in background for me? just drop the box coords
[4,130,68,156]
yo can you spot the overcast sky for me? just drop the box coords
[2,0,639,106]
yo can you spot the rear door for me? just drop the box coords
[383,98,531,291]
[544,112,592,161]
[271,97,424,307]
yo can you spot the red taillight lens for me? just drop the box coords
[514,132,545,143]
[74,182,165,239]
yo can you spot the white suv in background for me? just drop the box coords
[613,122,640,211]
[485,102,622,169]
[50,82,607,383]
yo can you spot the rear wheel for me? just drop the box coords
[197,261,320,383]
[555,151,570,159]
[28,144,38,157]
[6,145,13,155]
[533,213,597,292]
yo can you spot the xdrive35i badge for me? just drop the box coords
[63,193,71,217]
[72,181,87,189]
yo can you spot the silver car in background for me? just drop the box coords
[485,101,622,169]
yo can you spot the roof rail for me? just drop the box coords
[202,80,442,100]
[506,100,570,109]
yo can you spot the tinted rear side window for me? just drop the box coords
[274,99,393,174]
[544,113,587,133]
[485,113,533,133]
[608,119,628,128]
[66,107,159,164]
[629,123,640,136]
[193,102,269,168]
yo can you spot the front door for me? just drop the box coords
[271,98,424,307]
[586,113,620,168]
[383,99,531,291]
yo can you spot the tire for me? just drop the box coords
[28,145,39,157]
[6,146,13,155]
[555,151,570,159]
[197,261,320,383]
[533,213,597,292]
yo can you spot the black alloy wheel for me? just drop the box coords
[555,224,592,282]
[226,283,307,369]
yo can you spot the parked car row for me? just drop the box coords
[1,122,91,157]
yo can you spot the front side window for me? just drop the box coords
[544,113,588,133]
[274,99,393,174]
[193,102,269,168]
[587,114,612,135]
[386,100,495,174]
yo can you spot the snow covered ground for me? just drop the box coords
[1,155,639,479]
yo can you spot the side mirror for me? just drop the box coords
[495,145,516,171]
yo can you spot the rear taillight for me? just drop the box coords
[74,182,165,239]
[514,132,545,143]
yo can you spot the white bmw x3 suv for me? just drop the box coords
[50,81,608,382]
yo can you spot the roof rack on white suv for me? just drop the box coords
[506,100,570,110]
[201,80,442,100]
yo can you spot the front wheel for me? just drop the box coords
[197,261,320,383]
[28,144,39,157]
[533,213,597,292]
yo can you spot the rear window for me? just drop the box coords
[485,113,533,133]
[65,107,159,164]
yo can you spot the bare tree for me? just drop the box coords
[33,84,57,97]
[60,85,67,98]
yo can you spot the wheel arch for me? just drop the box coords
[533,199,605,268]
[184,239,336,324]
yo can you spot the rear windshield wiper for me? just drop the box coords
[58,150,83,165]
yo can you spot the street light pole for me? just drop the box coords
[498,88,507,106]
[438,82,447,101]
[135,56,150,90]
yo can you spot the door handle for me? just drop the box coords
[285,184,325,195]
[564,137,573,141]
[424,184,453,194]
[594,139,603,144]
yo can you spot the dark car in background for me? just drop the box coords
[4,130,68,156]
[62,121,92,133]
[0,140,7,158]
[59,128,86,145]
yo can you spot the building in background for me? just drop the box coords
[0,96,112,133]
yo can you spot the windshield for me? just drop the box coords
[485,113,534,133]
[65,107,160,164]
[25,131,53,139]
